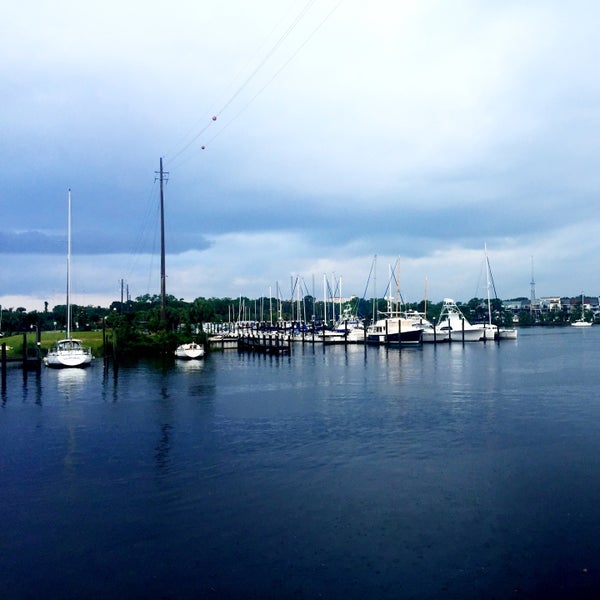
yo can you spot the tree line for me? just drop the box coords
[2,294,521,337]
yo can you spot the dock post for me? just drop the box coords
[1,342,6,390]
[22,332,27,370]
[35,327,42,370]
[398,318,402,349]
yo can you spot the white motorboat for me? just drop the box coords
[403,310,450,343]
[331,307,366,343]
[433,298,485,342]
[44,190,93,368]
[175,342,205,359]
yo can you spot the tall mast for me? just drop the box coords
[485,244,492,326]
[67,189,72,339]
[372,254,377,322]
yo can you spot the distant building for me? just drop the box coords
[539,297,563,312]
[503,300,527,313]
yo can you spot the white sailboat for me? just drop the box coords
[483,245,518,340]
[174,342,205,359]
[571,293,593,327]
[44,190,93,368]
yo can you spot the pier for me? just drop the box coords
[238,332,291,355]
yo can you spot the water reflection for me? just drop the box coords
[155,423,173,472]
[56,368,88,400]
[175,359,205,373]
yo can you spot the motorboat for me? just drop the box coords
[366,314,423,345]
[432,298,485,342]
[330,307,366,343]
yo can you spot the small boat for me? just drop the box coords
[175,342,205,359]
[497,327,518,339]
[571,293,593,327]
[44,190,93,368]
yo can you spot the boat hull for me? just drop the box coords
[366,328,423,345]
[421,329,450,343]
[175,343,205,359]
[44,339,93,368]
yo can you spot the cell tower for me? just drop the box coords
[530,256,537,314]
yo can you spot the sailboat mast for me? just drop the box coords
[67,189,72,339]
[485,244,492,326]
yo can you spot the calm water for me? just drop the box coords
[2,328,600,599]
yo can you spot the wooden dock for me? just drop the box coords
[238,333,291,355]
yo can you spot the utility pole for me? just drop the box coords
[155,157,169,323]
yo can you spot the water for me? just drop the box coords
[2,328,600,598]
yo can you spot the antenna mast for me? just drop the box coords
[530,256,536,315]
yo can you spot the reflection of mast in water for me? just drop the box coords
[63,420,78,477]
[155,423,172,473]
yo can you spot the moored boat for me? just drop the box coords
[366,315,423,345]
[433,298,485,342]
[44,190,93,369]
[175,342,205,359]
[330,306,366,343]
[45,337,93,368]
[571,293,593,327]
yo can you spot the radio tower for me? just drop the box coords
[530,256,536,315]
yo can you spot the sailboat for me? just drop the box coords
[571,293,593,327]
[44,190,93,368]
[174,341,205,359]
[483,246,518,340]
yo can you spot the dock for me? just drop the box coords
[238,333,291,355]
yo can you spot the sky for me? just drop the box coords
[2,0,600,313]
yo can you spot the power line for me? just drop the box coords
[165,0,344,169]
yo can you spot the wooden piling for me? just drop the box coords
[1,342,6,389]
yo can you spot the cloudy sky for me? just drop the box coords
[2,0,600,312]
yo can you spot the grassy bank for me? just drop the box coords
[1,331,107,360]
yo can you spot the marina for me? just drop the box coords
[2,327,599,598]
